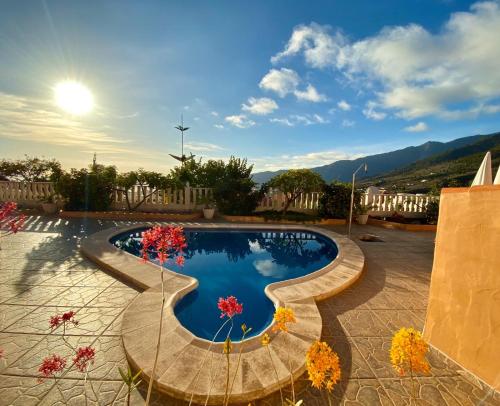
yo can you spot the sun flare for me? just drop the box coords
[54,81,94,115]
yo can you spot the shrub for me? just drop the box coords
[56,165,117,211]
[425,200,439,224]
[318,182,360,219]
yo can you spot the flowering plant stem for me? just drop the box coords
[286,336,295,403]
[188,317,232,406]
[265,345,284,406]
[205,319,233,406]
[225,328,250,406]
[145,266,165,406]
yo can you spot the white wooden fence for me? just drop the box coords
[0,181,437,217]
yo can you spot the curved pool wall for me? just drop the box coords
[111,228,338,340]
[81,223,365,404]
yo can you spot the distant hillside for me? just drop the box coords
[252,133,495,184]
[359,133,500,193]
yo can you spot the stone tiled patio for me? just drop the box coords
[0,215,498,405]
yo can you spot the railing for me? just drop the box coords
[256,189,321,213]
[0,181,437,217]
[363,193,437,218]
[111,185,213,212]
[0,181,56,208]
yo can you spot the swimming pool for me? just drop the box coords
[112,228,338,341]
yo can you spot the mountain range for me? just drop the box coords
[252,132,500,192]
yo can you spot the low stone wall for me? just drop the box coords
[367,218,437,232]
[424,185,500,391]
[221,215,346,226]
[59,210,202,221]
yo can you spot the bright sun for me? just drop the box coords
[54,81,94,115]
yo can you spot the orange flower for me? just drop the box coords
[272,307,296,332]
[390,327,430,376]
[306,340,341,392]
[261,333,271,346]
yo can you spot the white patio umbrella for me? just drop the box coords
[471,151,492,186]
[494,164,500,185]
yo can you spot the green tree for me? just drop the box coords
[115,169,172,211]
[268,169,324,213]
[212,157,262,215]
[56,164,117,211]
[0,156,62,182]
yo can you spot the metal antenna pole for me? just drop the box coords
[181,114,184,161]
[348,163,368,239]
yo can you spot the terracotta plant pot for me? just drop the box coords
[203,208,215,219]
[356,214,369,225]
[41,203,58,214]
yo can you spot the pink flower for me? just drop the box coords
[38,354,67,380]
[217,296,243,319]
[175,256,185,266]
[141,226,186,266]
[72,346,96,372]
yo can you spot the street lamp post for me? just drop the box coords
[348,163,368,239]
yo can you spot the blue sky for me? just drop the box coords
[1,0,500,172]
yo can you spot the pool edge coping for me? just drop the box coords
[80,222,364,404]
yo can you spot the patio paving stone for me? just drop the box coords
[0,217,498,405]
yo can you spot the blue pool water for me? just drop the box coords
[112,228,338,341]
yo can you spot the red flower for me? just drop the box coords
[62,311,78,326]
[38,354,67,380]
[73,346,96,372]
[175,256,185,266]
[217,296,243,319]
[49,311,78,330]
[0,202,17,221]
[8,214,26,234]
[49,315,62,329]
[140,226,187,266]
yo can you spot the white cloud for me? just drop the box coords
[259,68,300,97]
[214,124,224,129]
[337,100,351,111]
[271,22,345,68]
[362,101,387,120]
[210,111,219,117]
[342,119,355,127]
[293,84,328,102]
[404,122,429,132]
[269,117,294,126]
[272,3,500,120]
[0,92,133,154]
[251,149,364,171]
[184,141,224,151]
[270,114,329,126]
[241,97,279,115]
[224,114,256,128]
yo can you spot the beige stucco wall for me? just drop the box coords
[424,185,500,391]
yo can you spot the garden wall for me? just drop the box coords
[424,185,500,391]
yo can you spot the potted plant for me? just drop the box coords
[41,193,58,215]
[355,203,372,225]
[197,195,216,219]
